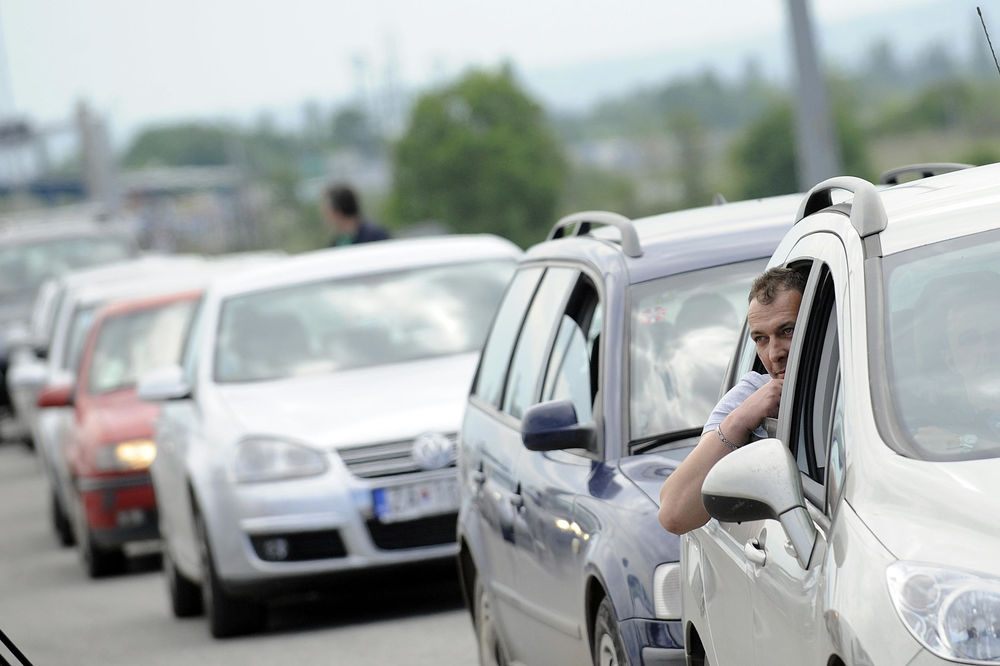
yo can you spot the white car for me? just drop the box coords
[683,163,1000,665]
[138,234,521,638]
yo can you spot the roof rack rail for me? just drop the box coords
[878,162,973,185]
[795,176,888,238]
[547,210,642,258]
[712,192,727,205]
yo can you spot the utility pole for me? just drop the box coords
[786,0,842,190]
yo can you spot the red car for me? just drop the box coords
[40,289,202,577]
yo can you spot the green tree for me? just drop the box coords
[388,66,567,247]
[730,92,872,199]
[122,123,234,168]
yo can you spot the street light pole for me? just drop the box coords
[786,0,842,190]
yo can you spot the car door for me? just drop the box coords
[151,300,206,574]
[745,235,849,663]
[465,266,576,651]
[508,270,603,664]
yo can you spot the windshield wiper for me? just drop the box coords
[629,427,703,454]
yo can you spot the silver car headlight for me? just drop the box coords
[887,561,1000,663]
[233,437,328,483]
[95,439,157,471]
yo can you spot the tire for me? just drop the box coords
[164,545,203,618]
[474,576,508,666]
[51,491,75,547]
[592,596,627,666]
[195,513,265,638]
[80,528,126,578]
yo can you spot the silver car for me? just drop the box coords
[138,234,521,638]
[683,163,1000,665]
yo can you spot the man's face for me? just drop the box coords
[747,287,802,379]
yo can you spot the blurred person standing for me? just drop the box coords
[322,183,391,246]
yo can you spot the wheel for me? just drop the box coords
[51,491,75,547]
[195,513,265,638]
[474,575,508,666]
[72,493,125,578]
[80,528,126,578]
[164,545,203,617]
[592,596,627,666]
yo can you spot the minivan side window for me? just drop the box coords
[472,267,543,408]
[540,275,602,425]
[503,268,578,419]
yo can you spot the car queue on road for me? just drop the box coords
[2,162,999,665]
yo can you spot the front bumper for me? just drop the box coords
[204,465,461,595]
[77,472,159,547]
[620,617,685,666]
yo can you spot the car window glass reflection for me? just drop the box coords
[629,259,765,442]
[89,301,196,394]
[885,231,1000,460]
[214,259,514,383]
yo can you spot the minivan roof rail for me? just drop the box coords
[548,210,642,258]
[878,162,973,185]
[795,176,888,238]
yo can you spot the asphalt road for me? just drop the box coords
[0,442,478,666]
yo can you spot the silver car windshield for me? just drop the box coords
[883,229,1000,461]
[0,236,133,303]
[88,300,197,395]
[214,259,515,383]
[630,259,765,442]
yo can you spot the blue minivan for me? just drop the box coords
[456,197,800,666]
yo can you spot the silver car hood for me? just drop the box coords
[850,452,1000,574]
[214,352,478,449]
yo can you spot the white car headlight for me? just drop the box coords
[95,439,157,471]
[887,561,1000,663]
[233,437,328,483]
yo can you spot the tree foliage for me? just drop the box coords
[730,89,872,199]
[388,66,567,248]
[123,123,234,168]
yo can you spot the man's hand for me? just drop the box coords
[730,378,782,433]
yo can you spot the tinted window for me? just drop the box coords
[473,267,543,407]
[629,259,765,441]
[503,268,577,419]
[541,277,602,424]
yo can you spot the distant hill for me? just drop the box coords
[519,0,996,112]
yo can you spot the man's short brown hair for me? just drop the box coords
[749,266,807,305]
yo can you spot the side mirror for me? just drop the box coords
[521,399,596,452]
[137,365,191,402]
[8,360,48,391]
[37,383,73,408]
[701,438,817,568]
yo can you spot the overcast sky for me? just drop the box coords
[0,0,964,141]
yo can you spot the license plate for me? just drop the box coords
[372,477,460,523]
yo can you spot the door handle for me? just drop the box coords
[744,538,766,566]
[471,470,485,485]
[509,494,524,510]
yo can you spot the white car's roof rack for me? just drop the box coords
[795,176,888,238]
[878,162,973,185]
[548,210,642,258]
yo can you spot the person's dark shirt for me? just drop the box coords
[331,219,391,247]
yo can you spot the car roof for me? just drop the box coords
[870,162,1000,256]
[207,234,524,298]
[0,218,135,245]
[525,193,802,284]
[96,287,204,321]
